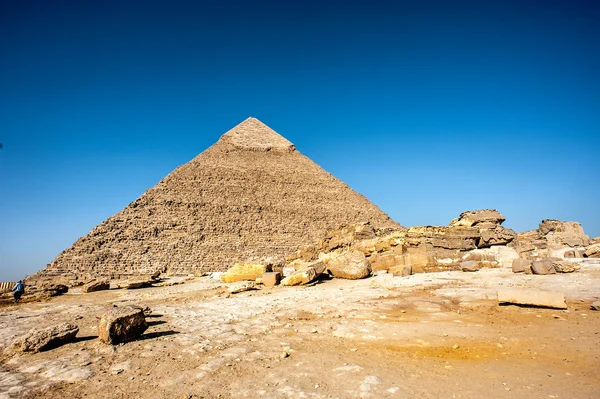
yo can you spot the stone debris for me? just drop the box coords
[553,261,580,273]
[460,260,481,272]
[117,279,154,289]
[512,258,532,274]
[390,264,412,277]
[497,288,567,309]
[12,323,79,353]
[584,244,600,258]
[326,250,371,280]
[98,306,148,344]
[281,261,326,286]
[221,263,270,283]
[227,281,256,294]
[531,259,556,275]
[261,272,281,288]
[82,280,110,293]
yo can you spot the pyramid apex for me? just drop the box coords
[219,117,295,152]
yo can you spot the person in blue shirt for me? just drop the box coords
[12,280,25,303]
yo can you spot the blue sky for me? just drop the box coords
[1,0,599,281]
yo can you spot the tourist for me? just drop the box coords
[12,280,25,303]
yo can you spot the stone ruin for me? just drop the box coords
[27,117,399,286]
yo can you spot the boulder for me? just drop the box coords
[367,252,405,272]
[460,260,481,272]
[98,306,148,344]
[584,244,600,258]
[281,261,326,286]
[512,258,532,274]
[390,264,412,277]
[497,288,567,309]
[591,301,600,311]
[326,250,371,280]
[12,323,79,353]
[449,209,506,227]
[531,259,556,275]
[553,261,580,273]
[221,263,270,283]
[477,226,516,248]
[227,281,256,294]
[262,272,281,288]
[563,249,584,258]
[117,279,154,289]
[540,220,590,247]
[82,280,110,293]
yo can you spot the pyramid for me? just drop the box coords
[31,117,400,283]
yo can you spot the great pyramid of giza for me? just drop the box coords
[31,117,400,283]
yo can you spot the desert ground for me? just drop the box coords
[1,267,599,399]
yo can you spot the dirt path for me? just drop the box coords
[1,269,599,398]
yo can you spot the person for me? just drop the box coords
[12,280,25,303]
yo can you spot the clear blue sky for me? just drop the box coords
[1,0,599,281]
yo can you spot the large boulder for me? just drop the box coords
[497,288,567,309]
[117,279,154,289]
[98,306,148,344]
[449,209,506,227]
[12,323,79,353]
[539,220,590,248]
[221,263,270,283]
[512,258,532,274]
[326,250,371,279]
[281,261,326,286]
[531,259,556,275]
[460,260,481,272]
[584,244,600,258]
[82,280,110,293]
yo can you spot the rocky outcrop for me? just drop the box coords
[450,209,506,227]
[12,323,79,353]
[98,306,148,344]
[326,250,371,280]
[511,220,591,260]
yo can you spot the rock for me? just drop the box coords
[497,288,567,309]
[98,306,148,344]
[460,260,481,272]
[367,252,405,272]
[221,263,270,283]
[531,259,556,275]
[82,280,110,293]
[117,279,154,289]
[449,209,506,227]
[477,226,516,248]
[584,244,600,258]
[591,301,600,311]
[12,323,79,353]
[553,261,580,273]
[227,281,256,294]
[390,264,412,277]
[326,250,371,279]
[512,258,532,274]
[405,226,479,251]
[262,272,281,288]
[281,261,326,286]
[150,270,161,280]
[540,220,590,247]
[96,304,118,319]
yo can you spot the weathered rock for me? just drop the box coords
[262,272,281,288]
[584,244,600,258]
[12,323,79,353]
[98,306,148,344]
[405,226,479,250]
[117,279,153,289]
[540,220,590,247]
[553,261,580,273]
[227,281,256,294]
[326,250,371,280]
[477,226,516,248]
[460,260,481,272]
[531,259,556,275]
[281,261,326,286]
[497,288,567,309]
[591,301,600,311]
[449,209,506,227]
[512,258,532,274]
[563,249,584,258]
[221,263,270,283]
[82,280,110,293]
[390,264,412,277]
[367,252,405,272]
[96,304,118,319]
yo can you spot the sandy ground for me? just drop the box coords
[1,267,599,399]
